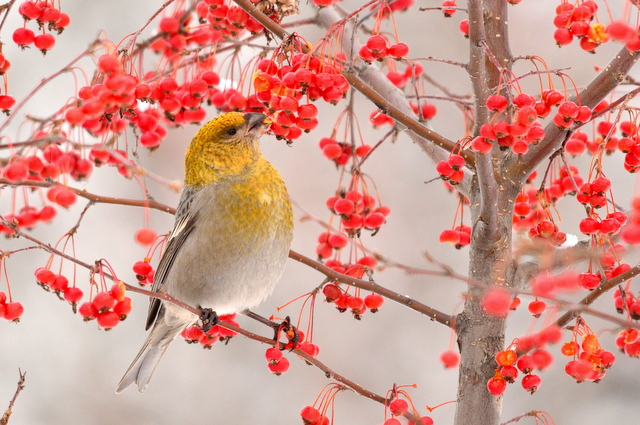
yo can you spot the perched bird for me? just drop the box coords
[116,112,294,393]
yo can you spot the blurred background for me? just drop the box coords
[1,1,640,424]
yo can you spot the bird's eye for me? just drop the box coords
[226,128,237,136]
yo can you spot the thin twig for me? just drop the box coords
[0,369,26,425]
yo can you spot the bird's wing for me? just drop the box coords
[145,186,200,330]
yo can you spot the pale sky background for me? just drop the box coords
[1,1,640,424]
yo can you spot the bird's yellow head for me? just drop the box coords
[184,112,272,187]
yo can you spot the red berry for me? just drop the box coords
[298,342,320,358]
[527,299,546,317]
[322,283,342,301]
[113,297,132,318]
[440,349,460,368]
[363,293,384,311]
[389,398,409,416]
[63,286,83,303]
[34,267,56,285]
[495,349,517,367]
[3,301,24,321]
[516,355,536,373]
[388,42,409,58]
[13,27,35,46]
[135,227,157,246]
[487,376,507,395]
[92,291,115,312]
[97,311,120,329]
[482,288,511,316]
[300,406,322,424]
[267,357,290,375]
[521,374,541,393]
[34,33,56,52]
[78,301,98,320]
[333,198,355,215]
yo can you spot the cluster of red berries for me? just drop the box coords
[14,0,70,53]
[487,327,562,396]
[0,204,56,235]
[319,137,372,165]
[322,276,384,320]
[34,267,83,306]
[561,333,615,382]
[438,224,471,249]
[435,154,466,184]
[613,286,640,319]
[0,292,24,322]
[615,327,640,357]
[196,0,297,38]
[253,54,348,141]
[3,142,93,184]
[67,54,220,143]
[264,346,290,375]
[474,91,592,155]
[132,259,155,286]
[181,313,239,347]
[325,190,390,236]
[78,282,132,330]
[488,348,543,395]
[299,405,329,425]
[526,216,567,247]
[359,35,409,62]
[552,1,609,52]
[621,197,640,244]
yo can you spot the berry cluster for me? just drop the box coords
[78,282,132,329]
[319,137,372,165]
[34,267,83,307]
[474,91,592,156]
[14,0,70,53]
[299,405,329,425]
[359,35,409,62]
[615,327,640,357]
[561,329,615,382]
[438,225,471,249]
[264,346,290,375]
[488,326,562,396]
[181,313,239,347]
[435,154,465,184]
[322,273,384,320]
[253,54,348,141]
[552,1,608,52]
[0,291,24,322]
[325,189,389,237]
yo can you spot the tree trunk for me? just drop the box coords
[453,179,520,425]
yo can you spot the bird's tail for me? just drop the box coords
[116,315,186,394]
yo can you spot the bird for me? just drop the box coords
[116,112,294,393]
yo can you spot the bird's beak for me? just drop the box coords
[245,113,272,137]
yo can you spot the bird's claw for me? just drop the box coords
[198,308,219,333]
[274,316,299,351]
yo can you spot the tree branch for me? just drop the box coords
[0,178,175,214]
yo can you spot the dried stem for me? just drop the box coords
[0,369,26,425]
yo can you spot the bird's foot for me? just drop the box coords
[198,308,219,333]
[274,316,300,351]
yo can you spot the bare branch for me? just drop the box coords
[0,369,26,425]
